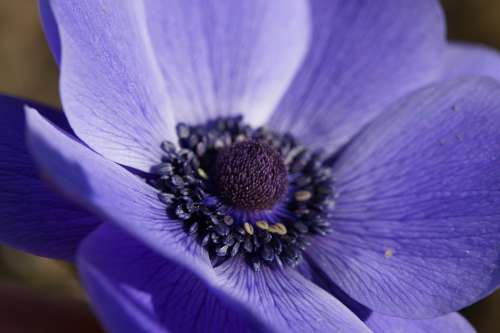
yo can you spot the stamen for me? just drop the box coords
[244,222,255,235]
[294,190,313,202]
[269,223,287,235]
[256,220,269,230]
[150,116,336,269]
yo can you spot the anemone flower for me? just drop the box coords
[1,1,500,332]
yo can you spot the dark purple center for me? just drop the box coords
[215,140,288,211]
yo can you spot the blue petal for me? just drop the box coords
[0,95,99,260]
[79,224,370,333]
[307,77,500,318]
[269,0,446,156]
[46,0,310,171]
[26,106,214,281]
[39,0,60,65]
[144,0,309,126]
[442,42,500,81]
[47,1,177,172]
[365,312,475,333]
[78,225,270,333]
[216,257,370,332]
[298,261,476,333]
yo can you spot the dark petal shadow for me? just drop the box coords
[0,96,100,260]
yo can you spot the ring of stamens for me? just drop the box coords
[149,116,335,270]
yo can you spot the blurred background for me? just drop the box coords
[0,1,499,332]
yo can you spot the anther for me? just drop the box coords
[197,168,209,180]
[294,190,312,202]
[223,215,234,226]
[269,223,287,235]
[244,222,255,235]
[256,220,269,230]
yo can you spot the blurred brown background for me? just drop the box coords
[0,1,499,332]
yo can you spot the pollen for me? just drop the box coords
[294,190,312,202]
[244,222,254,235]
[269,223,287,235]
[256,220,269,230]
[197,168,209,180]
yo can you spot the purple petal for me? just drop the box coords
[307,77,500,318]
[0,96,99,260]
[296,261,475,332]
[47,0,310,171]
[48,1,177,172]
[38,0,60,65]
[144,0,309,126]
[216,258,370,332]
[365,312,475,333]
[78,225,270,333]
[442,42,500,81]
[26,108,213,281]
[80,226,369,333]
[269,0,445,155]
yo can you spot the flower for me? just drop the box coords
[1,0,500,332]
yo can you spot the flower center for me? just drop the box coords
[150,116,335,270]
[215,140,287,211]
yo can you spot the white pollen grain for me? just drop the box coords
[384,248,394,258]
